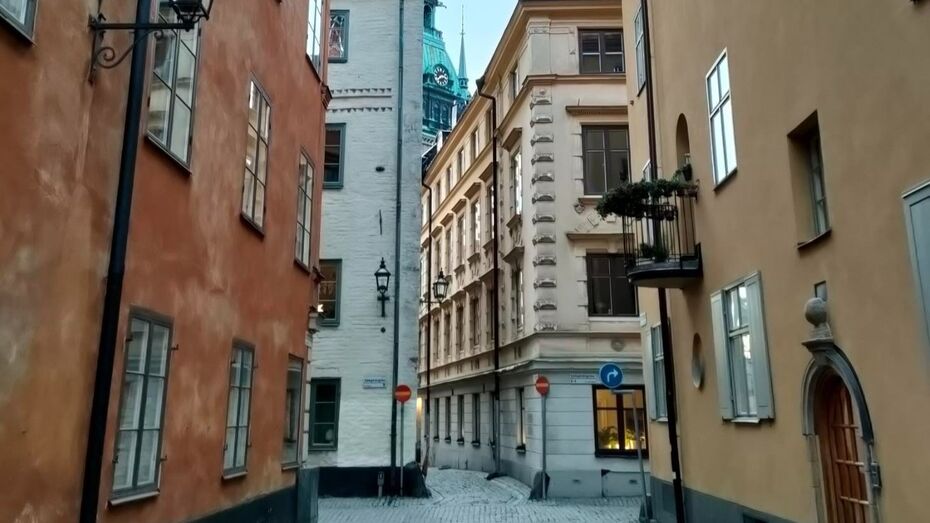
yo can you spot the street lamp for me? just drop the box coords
[88,0,215,78]
[375,258,392,317]
[432,270,449,302]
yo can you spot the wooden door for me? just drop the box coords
[815,372,871,523]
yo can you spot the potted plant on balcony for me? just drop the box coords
[595,174,697,220]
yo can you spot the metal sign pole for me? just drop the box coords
[541,393,547,500]
[632,395,649,518]
[400,402,405,495]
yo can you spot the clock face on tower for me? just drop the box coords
[434,65,450,87]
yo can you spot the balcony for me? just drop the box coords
[599,179,702,288]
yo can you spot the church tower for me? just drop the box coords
[422,0,471,152]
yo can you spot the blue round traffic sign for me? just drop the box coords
[599,363,624,389]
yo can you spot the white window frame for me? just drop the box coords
[710,272,775,421]
[904,181,930,355]
[706,50,737,184]
[511,149,523,215]
[471,200,481,253]
[223,342,255,476]
[634,6,646,91]
[306,0,325,71]
[0,0,37,38]
[651,325,668,420]
[516,387,527,448]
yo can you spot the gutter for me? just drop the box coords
[389,0,405,495]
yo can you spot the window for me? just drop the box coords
[510,150,523,215]
[328,10,349,62]
[634,8,646,90]
[593,386,648,457]
[579,29,624,74]
[224,342,255,475]
[445,167,452,197]
[444,228,452,274]
[650,325,668,419]
[485,111,493,145]
[443,311,451,356]
[814,281,828,302]
[485,288,494,344]
[242,81,271,229]
[319,260,341,326]
[282,357,303,466]
[470,294,480,348]
[444,397,452,441]
[472,393,481,443]
[642,160,653,182]
[903,182,930,359]
[586,254,637,316]
[111,313,172,497]
[324,124,345,188]
[470,131,478,161]
[438,177,444,201]
[457,395,465,441]
[147,4,199,165]
[456,215,465,265]
[308,379,340,450]
[295,153,314,267]
[516,387,527,449]
[806,131,830,235]
[435,236,443,274]
[509,67,518,102]
[306,0,324,70]
[0,0,36,37]
[707,51,737,183]
[455,303,464,354]
[458,149,465,179]
[582,126,630,195]
[432,398,440,439]
[487,186,496,240]
[710,273,774,420]
[511,267,524,331]
[471,201,481,253]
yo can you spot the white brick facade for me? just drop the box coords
[306,0,422,471]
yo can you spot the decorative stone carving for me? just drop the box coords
[531,152,554,164]
[573,202,585,214]
[531,134,553,145]
[532,193,555,203]
[534,300,557,311]
[534,278,557,288]
[804,297,833,343]
[532,214,555,224]
[531,172,554,184]
[530,114,553,126]
[535,321,558,332]
[532,233,556,244]
[533,255,557,266]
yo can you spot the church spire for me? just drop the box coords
[458,4,468,92]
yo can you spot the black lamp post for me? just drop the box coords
[432,270,449,302]
[80,2,215,522]
[375,258,392,317]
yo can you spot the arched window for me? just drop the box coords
[675,114,691,172]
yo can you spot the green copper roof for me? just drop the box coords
[423,27,470,101]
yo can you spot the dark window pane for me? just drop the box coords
[581,55,600,74]
[604,32,623,52]
[584,152,606,194]
[314,402,335,422]
[580,32,600,54]
[607,129,629,149]
[315,383,337,402]
[603,55,624,73]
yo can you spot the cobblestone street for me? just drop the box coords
[318,469,642,522]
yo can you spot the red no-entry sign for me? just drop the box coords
[394,384,412,403]
[535,376,550,396]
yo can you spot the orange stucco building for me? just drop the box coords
[0,1,328,521]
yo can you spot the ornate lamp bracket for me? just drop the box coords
[87,13,193,82]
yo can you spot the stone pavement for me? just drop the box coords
[318,468,642,522]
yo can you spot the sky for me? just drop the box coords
[434,0,518,93]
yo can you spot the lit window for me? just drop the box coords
[593,386,648,457]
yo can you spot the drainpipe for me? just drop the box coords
[389,0,405,496]
[79,0,152,520]
[420,180,433,474]
[475,75,502,478]
[642,1,686,521]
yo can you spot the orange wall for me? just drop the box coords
[0,1,327,522]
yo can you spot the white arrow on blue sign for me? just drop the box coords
[599,363,624,389]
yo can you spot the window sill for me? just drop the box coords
[323,182,343,190]
[456,438,466,446]
[471,440,481,448]
[222,470,248,481]
[467,252,481,264]
[109,489,159,507]
[145,134,193,175]
[482,238,496,251]
[318,320,340,328]
[294,258,313,275]
[306,446,338,453]
[433,436,440,442]
[796,228,832,251]
[712,169,738,192]
[281,462,300,471]
[329,58,348,64]
[516,445,526,455]
[655,416,668,424]
[729,416,762,425]
[239,213,266,238]
[595,451,650,459]
[444,437,452,444]
[578,195,604,205]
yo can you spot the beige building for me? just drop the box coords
[417,0,652,498]
[619,0,930,522]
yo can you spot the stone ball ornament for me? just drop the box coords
[805,297,828,327]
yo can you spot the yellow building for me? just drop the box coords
[418,0,653,498]
[620,1,930,522]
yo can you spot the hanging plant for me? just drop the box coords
[596,174,698,219]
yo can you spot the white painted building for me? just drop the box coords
[304,0,422,496]
[418,0,650,498]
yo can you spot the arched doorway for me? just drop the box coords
[813,369,872,522]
